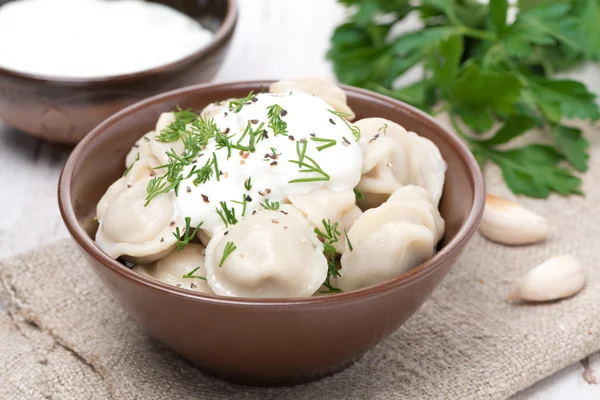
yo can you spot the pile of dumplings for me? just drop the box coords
[95,77,447,298]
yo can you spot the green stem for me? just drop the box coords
[458,26,496,41]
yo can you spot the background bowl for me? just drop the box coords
[58,81,485,386]
[0,0,237,144]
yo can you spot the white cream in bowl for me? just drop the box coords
[0,0,214,78]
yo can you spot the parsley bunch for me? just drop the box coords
[329,0,600,197]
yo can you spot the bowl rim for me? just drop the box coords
[0,0,238,85]
[58,80,485,307]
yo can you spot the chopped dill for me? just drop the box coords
[182,266,207,280]
[172,217,203,251]
[123,152,140,177]
[328,109,360,141]
[219,241,237,267]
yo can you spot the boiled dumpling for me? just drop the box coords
[338,185,445,291]
[134,244,213,294]
[287,189,361,253]
[270,76,355,120]
[95,177,182,264]
[355,118,446,208]
[204,209,328,298]
[125,130,160,169]
[387,185,445,243]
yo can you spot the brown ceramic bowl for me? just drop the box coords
[0,0,237,144]
[58,81,485,386]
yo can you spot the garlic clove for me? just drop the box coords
[479,194,550,245]
[516,255,585,302]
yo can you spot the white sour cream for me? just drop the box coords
[174,92,363,238]
[0,0,214,78]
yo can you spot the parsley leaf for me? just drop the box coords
[527,77,600,122]
[550,124,589,172]
[330,0,599,198]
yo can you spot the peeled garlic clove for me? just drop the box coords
[479,195,550,245]
[516,255,585,302]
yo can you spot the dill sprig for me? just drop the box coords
[310,136,337,151]
[234,121,266,152]
[260,199,280,211]
[145,153,188,205]
[229,91,256,113]
[267,104,288,136]
[215,201,238,227]
[145,111,222,205]
[328,109,360,141]
[219,242,237,267]
[212,152,220,182]
[192,158,214,185]
[215,132,233,159]
[344,228,353,252]
[155,108,197,143]
[378,124,388,135]
[315,219,342,293]
[288,140,330,183]
[244,177,252,191]
[182,266,207,280]
[123,152,140,177]
[172,217,203,251]
[231,194,248,217]
[353,188,364,201]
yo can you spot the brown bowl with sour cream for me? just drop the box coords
[0,0,237,144]
[58,80,485,386]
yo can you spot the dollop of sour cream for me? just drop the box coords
[174,92,363,238]
[0,0,213,78]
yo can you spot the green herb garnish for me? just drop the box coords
[123,152,140,177]
[155,108,197,142]
[172,217,202,251]
[344,228,353,252]
[231,194,248,217]
[215,132,233,159]
[288,140,330,183]
[192,158,214,186]
[315,219,342,293]
[219,242,237,267]
[244,177,252,191]
[353,188,364,201]
[260,199,280,211]
[145,111,222,205]
[212,152,220,182]
[215,201,238,227]
[229,91,256,113]
[310,136,337,151]
[328,0,600,197]
[182,266,207,280]
[266,104,288,136]
[328,109,361,141]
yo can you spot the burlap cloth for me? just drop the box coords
[1,123,599,399]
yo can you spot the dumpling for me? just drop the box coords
[287,188,361,253]
[95,177,182,264]
[270,76,355,120]
[204,209,328,298]
[134,244,213,294]
[355,118,446,208]
[338,185,445,291]
[387,185,445,243]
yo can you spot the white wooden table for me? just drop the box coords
[0,0,598,398]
